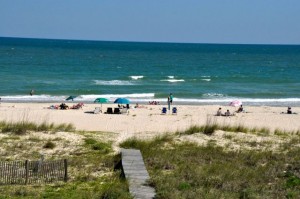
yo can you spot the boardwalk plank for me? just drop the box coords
[121,148,156,199]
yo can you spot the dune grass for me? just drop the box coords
[0,134,131,198]
[120,135,300,199]
[0,120,75,134]
[0,123,131,199]
[176,118,285,136]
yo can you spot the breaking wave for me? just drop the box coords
[160,79,185,83]
[93,80,135,85]
[201,79,211,81]
[129,76,144,80]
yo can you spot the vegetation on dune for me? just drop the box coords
[120,134,300,199]
[1,119,300,198]
[0,121,131,199]
[176,117,300,136]
[0,120,75,134]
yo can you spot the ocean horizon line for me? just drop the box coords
[1,36,299,46]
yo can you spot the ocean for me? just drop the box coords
[0,37,300,106]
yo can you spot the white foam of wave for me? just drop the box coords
[202,93,224,98]
[2,94,300,105]
[130,76,144,80]
[93,80,135,85]
[79,93,155,101]
[132,97,300,105]
[201,76,210,78]
[172,98,300,103]
[167,76,174,79]
[201,79,211,81]
[1,95,66,102]
[1,93,156,102]
[160,79,185,83]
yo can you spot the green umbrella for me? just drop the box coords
[66,96,77,101]
[94,98,109,110]
[94,98,109,103]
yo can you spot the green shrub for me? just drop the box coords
[84,138,97,145]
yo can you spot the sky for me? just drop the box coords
[0,0,300,44]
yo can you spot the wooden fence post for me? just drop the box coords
[25,160,29,185]
[64,159,68,182]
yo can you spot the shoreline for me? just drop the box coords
[1,100,300,107]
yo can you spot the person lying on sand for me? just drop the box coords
[46,105,59,109]
[70,103,84,109]
[134,103,146,108]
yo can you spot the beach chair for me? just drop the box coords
[120,108,128,114]
[172,107,177,114]
[161,107,167,114]
[114,108,121,114]
[105,107,113,114]
[93,107,101,114]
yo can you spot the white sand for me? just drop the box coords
[0,103,300,136]
[0,103,299,139]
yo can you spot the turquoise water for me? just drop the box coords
[1,37,300,106]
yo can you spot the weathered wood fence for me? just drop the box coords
[0,159,67,185]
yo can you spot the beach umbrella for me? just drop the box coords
[94,98,109,109]
[94,98,109,103]
[66,96,77,101]
[114,98,130,104]
[229,100,242,107]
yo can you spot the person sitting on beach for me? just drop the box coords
[225,110,231,116]
[216,107,222,116]
[236,105,243,113]
[59,103,69,110]
[287,107,292,114]
[149,101,160,105]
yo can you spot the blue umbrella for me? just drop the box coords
[114,98,130,104]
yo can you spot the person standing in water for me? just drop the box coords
[169,93,173,105]
[167,96,170,111]
[30,89,34,96]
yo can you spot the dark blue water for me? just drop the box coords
[1,37,300,105]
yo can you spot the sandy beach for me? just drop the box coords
[0,103,299,140]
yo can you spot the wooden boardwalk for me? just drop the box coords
[121,148,156,199]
